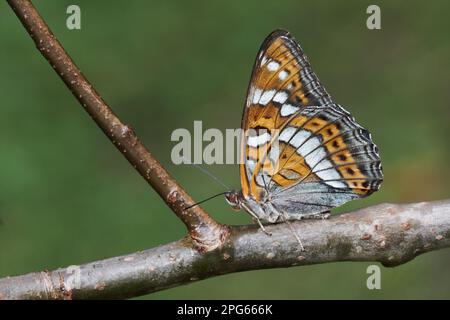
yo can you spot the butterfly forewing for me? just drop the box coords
[240,30,383,215]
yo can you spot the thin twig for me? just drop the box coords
[6,0,227,251]
[1,200,449,299]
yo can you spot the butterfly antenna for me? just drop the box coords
[181,157,230,190]
[183,191,227,211]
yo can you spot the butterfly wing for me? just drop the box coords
[240,29,332,200]
[267,103,383,217]
[240,30,383,217]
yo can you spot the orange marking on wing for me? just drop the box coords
[339,165,365,180]
[279,147,310,175]
[268,144,312,188]
[239,162,250,198]
[287,115,308,126]
[262,158,274,172]
[248,102,313,132]
[346,179,372,195]
[247,104,279,130]
[254,43,295,89]
[324,136,346,153]
[302,117,328,132]
[283,63,301,80]
[253,67,278,89]
[254,42,303,95]
[317,123,339,136]
[266,38,284,56]
[266,43,295,65]
[331,150,371,194]
[271,172,294,187]
[249,177,264,201]
[240,123,250,198]
[332,151,353,166]
[244,144,269,200]
[271,168,304,187]
[309,121,371,193]
[289,90,309,106]
[318,122,347,154]
[339,164,371,195]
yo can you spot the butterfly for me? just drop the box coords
[225,29,383,231]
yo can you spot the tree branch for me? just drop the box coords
[1,200,449,299]
[6,0,227,251]
[4,0,450,301]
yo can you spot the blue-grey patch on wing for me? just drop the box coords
[269,182,359,218]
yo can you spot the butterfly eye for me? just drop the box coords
[225,191,241,211]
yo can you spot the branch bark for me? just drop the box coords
[6,0,226,251]
[1,200,449,299]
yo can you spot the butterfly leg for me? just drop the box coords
[240,200,272,235]
[282,216,305,252]
[270,204,305,251]
[255,217,272,236]
[247,211,272,236]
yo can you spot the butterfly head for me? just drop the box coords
[224,190,242,211]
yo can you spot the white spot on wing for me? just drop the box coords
[267,61,280,71]
[304,147,326,168]
[279,127,297,142]
[278,70,289,80]
[259,90,276,105]
[273,91,288,104]
[291,130,312,149]
[256,173,269,187]
[252,88,262,104]
[278,126,349,189]
[315,167,342,183]
[246,159,256,171]
[314,160,332,172]
[268,142,279,163]
[323,179,347,188]
[247,132,271,147]
[305,148,346,188]
[280,104,299,116]
[313,159,347,188]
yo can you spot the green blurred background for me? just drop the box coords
[1,0,449,299]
